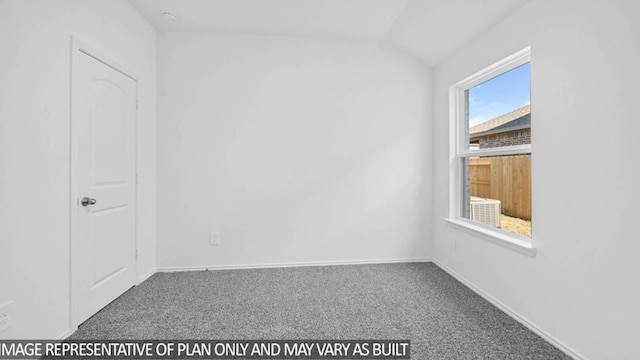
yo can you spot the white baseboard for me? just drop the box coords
[137,269,156,284]
[157,257,431,272]
[57,328,74,340]
[431,259,585,360]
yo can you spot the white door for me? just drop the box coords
[71,48,137,327]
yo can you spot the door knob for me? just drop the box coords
[81,197,97,206]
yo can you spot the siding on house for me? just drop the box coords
[479,128,531,148]
[470,105,531,148]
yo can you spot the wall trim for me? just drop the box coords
[157,257,431,272]
[57,328,74,340]
[431,259,586,360]
[137,269,156,284]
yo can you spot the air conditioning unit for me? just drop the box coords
[470,196,501,228]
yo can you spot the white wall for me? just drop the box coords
[0,0,156,339]
[157,32,432,269]
[432,0,640,358]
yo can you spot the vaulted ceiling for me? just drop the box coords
[130,0,530,66]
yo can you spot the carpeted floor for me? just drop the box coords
[70,262,569,359]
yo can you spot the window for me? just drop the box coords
[447,47,534,255]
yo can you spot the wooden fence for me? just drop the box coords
[469,155,531,220]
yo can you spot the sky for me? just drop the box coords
[468,62,530,127]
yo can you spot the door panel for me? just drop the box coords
[92,79,129,185]
[72,49,137,327]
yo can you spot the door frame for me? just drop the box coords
[69,37,139,329]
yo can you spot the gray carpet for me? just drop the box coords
[70,262,569,359]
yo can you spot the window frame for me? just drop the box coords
[445,47,536,256]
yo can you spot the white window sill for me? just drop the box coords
[444,218,537,257]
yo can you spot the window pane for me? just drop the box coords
[461,154,531,238]
[467,63,531,150]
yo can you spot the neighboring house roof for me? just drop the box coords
[469,105,531,138]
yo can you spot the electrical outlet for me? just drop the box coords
[209,231,221,246]
[450,236,457,251]
[0,302,13,333]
